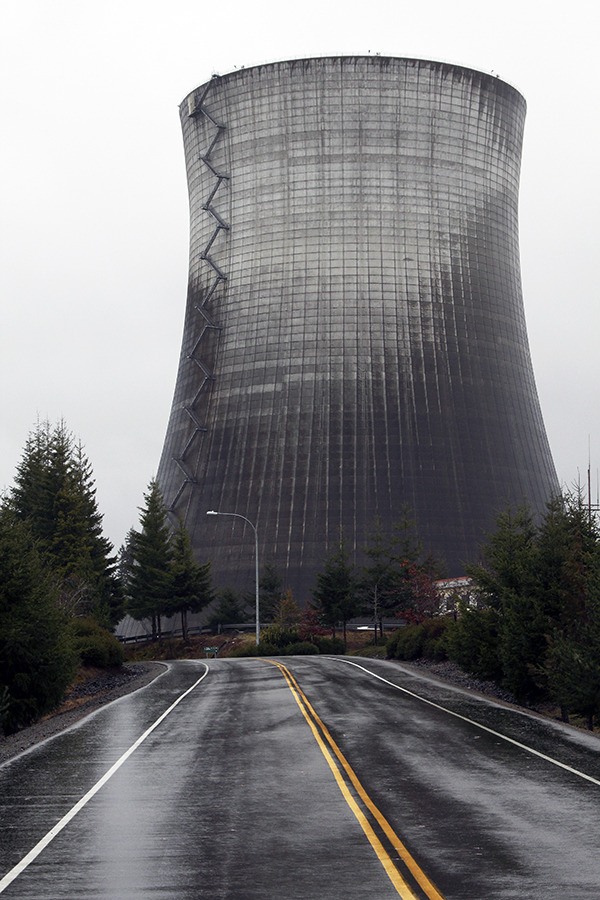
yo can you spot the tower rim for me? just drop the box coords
[179,55,525,111]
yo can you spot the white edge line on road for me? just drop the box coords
[0,664,210,893]
[334,658,600,788]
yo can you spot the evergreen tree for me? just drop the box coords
[535,492,597,632]
[458,494,600,709]
[465,507,540,701]
[49,437,121,624]
[0,505,76,734]
[117,528,137,612]
[360,514,440,639]
[312,536,358,645]
[126,479,173,640]
[538,493,600,720]
[258,562,284,623]
[9,419,52,530]
[359,518,397,641]
[545,624,600,729]
[169,520,213,640]
[206,588,249,630]
[9,421,121,625]
[466,507,538,605]
[445,604,503,681]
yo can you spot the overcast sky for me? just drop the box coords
[1,0,598,551]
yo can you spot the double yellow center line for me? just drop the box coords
[267,660,445,900]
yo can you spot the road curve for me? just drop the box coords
[1,657,600,899]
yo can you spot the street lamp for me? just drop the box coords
[206,510,260,645]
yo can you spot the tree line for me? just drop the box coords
[0,417,443,735]
[9,418,597,735]
[0,421,221,734]
[311,514,441,643]
[388,492,600,730]
[120,485,441,645]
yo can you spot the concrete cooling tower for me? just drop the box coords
[156,56,558,599]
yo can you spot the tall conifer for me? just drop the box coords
[126,479,173,640]
[312,535,358,644]
[9,421,121,625]
[169,520,213,640]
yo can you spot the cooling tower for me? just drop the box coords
[157,56,558,599]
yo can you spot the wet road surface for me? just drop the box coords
[1,657,600,898]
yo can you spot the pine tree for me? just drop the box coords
[126,479,173,640]
[169,520,213,640]
[465,507,540,701]
[360,514,440,639]
[359,518,397,641]
[545,626,600,729]
[536,492,597,632]
[9,421,121,625]
[48,434,120,624]
[467,507,538,605]
[538,492,600,719]
[9,419,52,530]
[312,536,358,645]
[258,562,284,623]
[0,505,76,734]
[206,589,249,630]
[460,494,600,708]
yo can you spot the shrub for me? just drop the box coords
[285,641,319,655]
[254,641,279,656]
[314,636,345,655]
[259,625,299,650]
[386,628,403,658]
[445,607,502,680]
[391,623,426,660]
[421,617,452,660]
[71,617,124,668]
[386,617,451,661]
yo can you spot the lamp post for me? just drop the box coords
[206,510,260,645]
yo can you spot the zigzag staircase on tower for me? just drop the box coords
[168,77,228,517]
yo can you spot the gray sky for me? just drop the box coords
[1,0,598,551]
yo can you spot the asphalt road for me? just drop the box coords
[1,657,600,899]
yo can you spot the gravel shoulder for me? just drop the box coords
[386,656,600,740]
[392,657,518,703]
[0,662,166,766]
